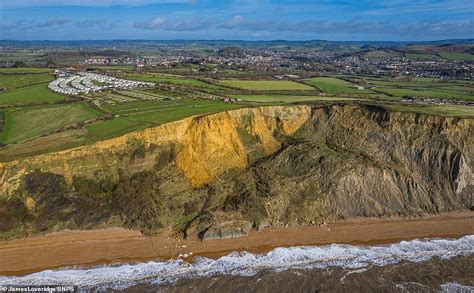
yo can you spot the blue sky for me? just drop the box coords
[1,0,473,41]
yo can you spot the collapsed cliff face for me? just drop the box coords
[0,105,310,195]
[233,106,473,227]
[0,104,472,240]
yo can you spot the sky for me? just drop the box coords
[0,0,473,41]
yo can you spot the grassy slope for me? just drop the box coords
[219,80,314,91]
[0,103,101,144]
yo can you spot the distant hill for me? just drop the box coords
[217,46,247,58]
[1,39,473,50]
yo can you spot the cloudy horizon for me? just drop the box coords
[1,0,473,41]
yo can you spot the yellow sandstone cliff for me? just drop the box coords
[0,105,311,196]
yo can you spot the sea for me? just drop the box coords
[1,235,473,292]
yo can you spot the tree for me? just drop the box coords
[11,61,26,68]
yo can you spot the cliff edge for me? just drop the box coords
[0,104,472,240]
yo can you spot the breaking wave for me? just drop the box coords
[1,235,473,291]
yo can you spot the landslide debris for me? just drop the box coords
[0,104,472,240]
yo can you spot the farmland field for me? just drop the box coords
[377,88,474,101]
[303,77,371,94]
[0,102,101,144]
[382,104,474,118]
[104,99,243,125]
[92,65,136,71]
[364,50,401,58]
[219,80,314,91]
[231,95,356,103]
[126,73,223,90]
[0,73,54,90]
[0,68,53,74]
[406,53,440,60]
[0,129,90,162]
[437,52,474,61]
[0,83,66,105]
[340,76,474,100]
[86,118,145,140]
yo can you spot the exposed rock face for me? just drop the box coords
[0,104,472,240]
[242,105,473,226]
[199,220,252,240]
[0,105,310,194]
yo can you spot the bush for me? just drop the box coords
[126,138,146,160]
[0,197,29,232]
[223,182,267,226]
[113,171,164,231]
[23,170,71,231]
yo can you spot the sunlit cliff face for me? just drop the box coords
[0,105,311,195]
[0,104,472,240]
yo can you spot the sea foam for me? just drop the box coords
[1,235,473,291]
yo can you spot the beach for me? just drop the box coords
[1,211,473,276]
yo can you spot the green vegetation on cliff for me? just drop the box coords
[0,105,471,241]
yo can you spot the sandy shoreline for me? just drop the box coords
[1,211,473,276]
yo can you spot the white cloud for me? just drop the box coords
[134,16,214,31]
[1,0,191,8]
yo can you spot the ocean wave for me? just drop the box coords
[1,235,473,291]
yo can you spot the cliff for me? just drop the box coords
[0,104,472,240]
[0,105,311,195]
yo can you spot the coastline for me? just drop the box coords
[1,211,473,276]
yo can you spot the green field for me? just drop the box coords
[0,73,55,90]
[406,53,440,60]
[0,103,101,144]
[93,65,136,71]
[303,77,371,94]
[104,99,243,125]
[126,73,222,90]
[231,95,356,103]
[0,68,53,74]
[364,50,401,58]
[1,62,472,162]
[0,69,66,106]
[219,80,314,91]
[86,117,145,140]
[438,52,474,61]
[382,104,474,118]
[0,111,4,134]
[341,76,474,100]
[377,88,473,101]
[0,83,66,106]
[0,97,245,160]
